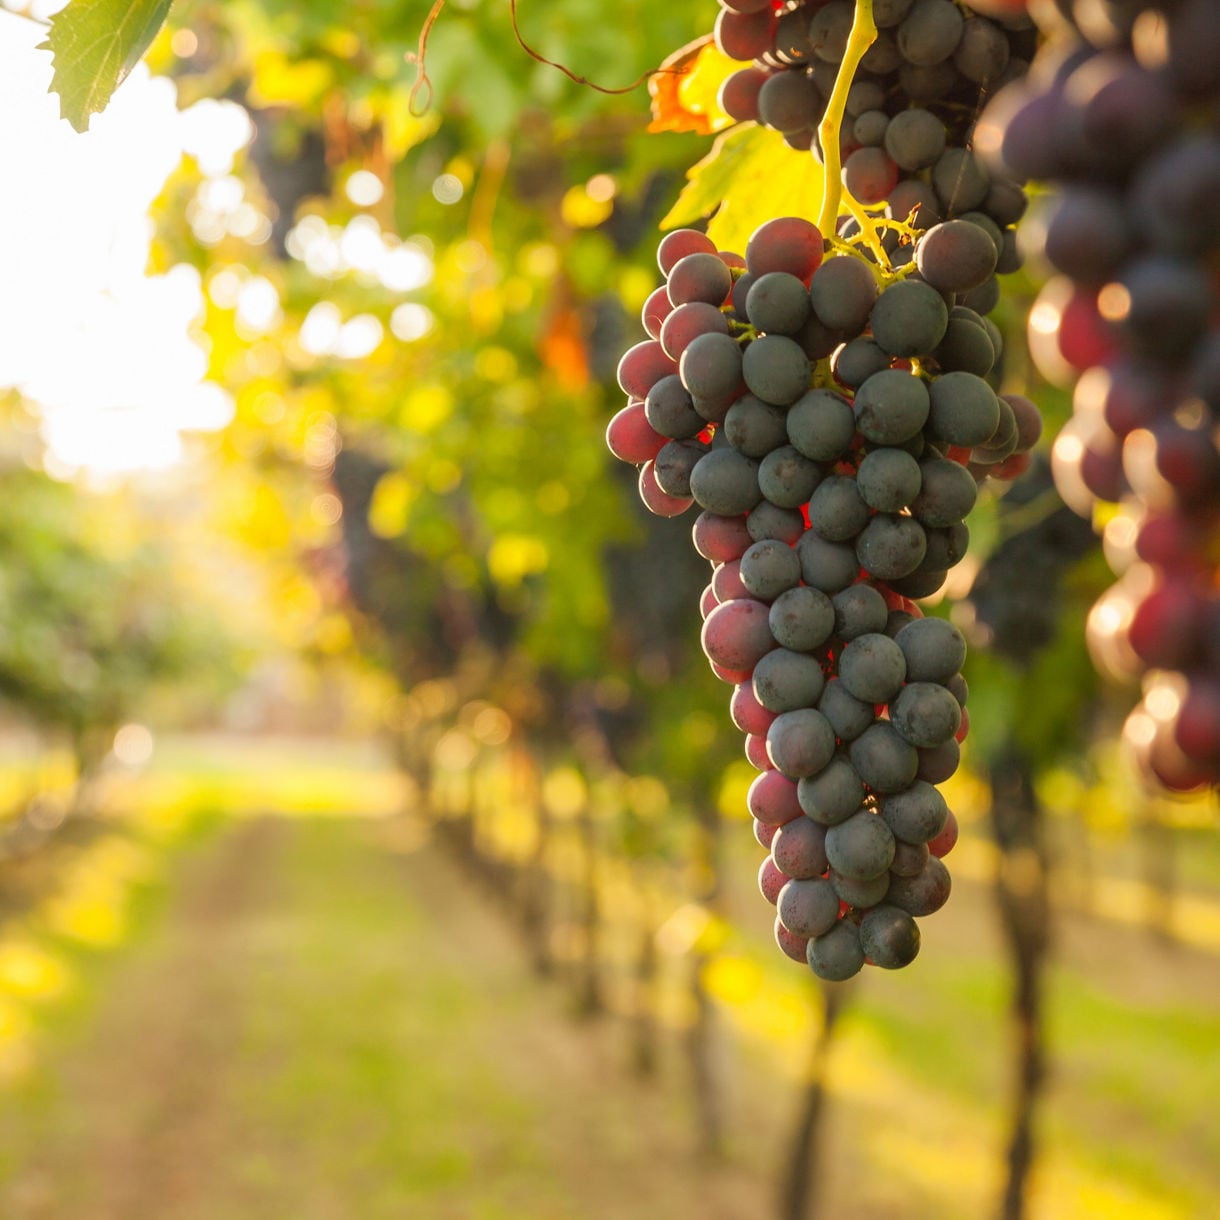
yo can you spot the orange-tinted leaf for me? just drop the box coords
[648,36,734,136]
[541,306,590,392]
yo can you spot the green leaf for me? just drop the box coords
[660,123,825,255]
[41,0,175,133]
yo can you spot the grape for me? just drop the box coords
[807,475,871,542]
[944,672,968,707]
[692,510,753,563]
[711,558,749,605]
[854,109,891,148]
[810,1,855,64]
[724,394,789,457]
[745,271,814,334]
[667,253,732,309]
[1004,393,1042,452]
[766,712,834,775]
[890,839,930,877]
[916,220,999,294]
[742,334,812,405]
[745,217,824,281]
[889,682,963,748]
[860,905,921,968]
[884,107,947,171]
[642,285,673,338]
[660,300,730,360]
[853,369,931,445]
[932,148,990,215]
[739,538,802,601]
[849,722,920,793]
[916,738,960,784]
[719,66,768,123]
[747,501,806,545]
[879,779,949,844]
[838,632,907,703]
[772,817,830,880]
[680,332,743,401]
[775,918,811,964]
[758,72,822,135]
[829,869,891,909]
[1042,188,1131,284]
[832,337,891,390]
[689,448,762,516]
[732,681,778,738]
[832,583,890,641]
[920,522,970,570]
[856,513,928,580]
[606,401,665,464]
[798,754,866,824]
[897,0,964,68]
[885,855,951,916]
[874,0,914,27]
[809,255,878,333]
[856,447,922,512]
[910,456,978,526]
[926,808,958,859]
[653,438,710,498]
[796,532,861,594]
[844,147,900,206]
[773,7,815,63]
[759,855,789,905]
[758,445,823,508]
[894,617,967,683]
[657,229,716,275]
[756,653,829,716]
[769,585,835,652]
[617,339,677,399]
[715,5,777,61]
[1128,134,1220,259]
[778,877,840,938]
[747,769,804,825]
[888,178,943,229]
[746,690,787,742]
[808,919,866,981]
[816,679,875,744]
[933,311,995,376]
[869,280,949,358]
[926,372,1001,447]
[826,809,896,880]
[701,596,775,671]
[638,462,695,517]
[1115,256,1212,365]
[958,275,999,316]
[753,817,778,850]
[787,388,857,461]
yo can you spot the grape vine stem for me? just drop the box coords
[816,0,878,238]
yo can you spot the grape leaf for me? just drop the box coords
[40,0,175,132]
[647,36,735,136]
[660,124,825,256]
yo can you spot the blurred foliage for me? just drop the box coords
[0,450,242,778]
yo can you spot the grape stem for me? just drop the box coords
[816,0,878,239]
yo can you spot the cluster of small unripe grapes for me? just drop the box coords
[715,0,1034,313]
[608,213,1043,978]
[979,0,1220,791]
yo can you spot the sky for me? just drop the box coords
[0,7,238,478]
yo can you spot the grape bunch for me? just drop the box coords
[714,0,1035,316]
[608,214,1043,978]
[978,0,1220,792]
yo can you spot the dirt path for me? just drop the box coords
[0,817,773,1220]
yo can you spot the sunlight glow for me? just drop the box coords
[0,12,235,477]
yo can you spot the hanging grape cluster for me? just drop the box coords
[609,200,1043,976]
[715,0,1035,320]
[978,0,1220,793]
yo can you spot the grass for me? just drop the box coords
[0,733,1216,1219]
